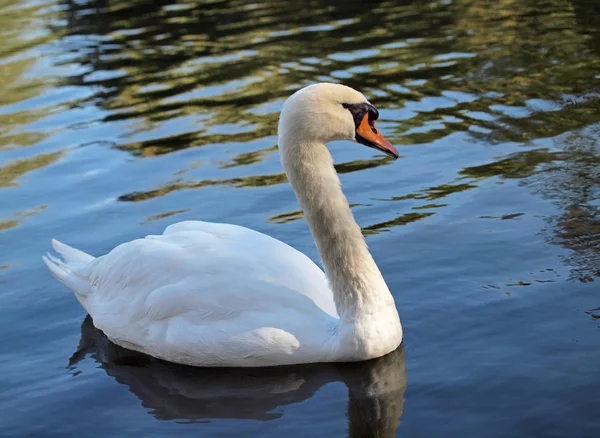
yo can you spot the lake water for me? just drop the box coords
[1,0,599,436]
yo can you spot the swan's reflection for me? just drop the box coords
[69,316,407,435]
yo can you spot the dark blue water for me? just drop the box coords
[1,0,599,436]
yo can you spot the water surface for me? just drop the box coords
[1,0,599,436]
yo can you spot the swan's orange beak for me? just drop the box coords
[355,113,399,159]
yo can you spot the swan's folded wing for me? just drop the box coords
[73,223,339,365]
[81,221,337,326]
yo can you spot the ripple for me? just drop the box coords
[118,157,392,202]
[2,0,600,436]
[141,209,190,225]
[0,151,64,187]
[363,212,435,235]
[0,205,47,232]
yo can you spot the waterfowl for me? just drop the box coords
[43,83,403,367]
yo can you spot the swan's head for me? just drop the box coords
[278,83,398,159]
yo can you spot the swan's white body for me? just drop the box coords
[44,83,403,367]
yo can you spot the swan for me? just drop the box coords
[43,83,403,367]
[70,315,407,430]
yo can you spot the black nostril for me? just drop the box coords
[371,126,378,134]
[368,106,379,121]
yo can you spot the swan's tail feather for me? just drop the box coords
[51,238,95,266]
[43,239,94,299]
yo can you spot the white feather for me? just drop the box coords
[43,83,403,367]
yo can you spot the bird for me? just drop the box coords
[69,314,407,429]
[43,83,403,368]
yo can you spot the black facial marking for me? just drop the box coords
[342,101,397,159]
[342,102,379,130]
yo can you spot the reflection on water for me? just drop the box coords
[141,208,189,224]
[0,205,47,231]
[70,316,406,434]
[117,157,392,201]
[56,0,600,150]
[1,0,600,436]
[36,0,597,278]
[537,131,600,282]
[0,152,64,187]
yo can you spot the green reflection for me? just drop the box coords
[0,205,47,232]
[0,220,19,231]
[118,157,391,202]
[220,145,278,169]
[0,152,63,187]
[459,134,599,281]
[460,149,565,179]
[268,210,304,225]
[413,203,447,210]
[363,212,435,235]
[0,0,59,150]
[539,131,600,282]
[385,182,478,202]
[3,0,594,283]
[118,173,287,202]
[141,209,189,224]
[48,0,598,158]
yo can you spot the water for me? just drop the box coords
[1,0,599,436]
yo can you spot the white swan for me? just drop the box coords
[43,83,403,367]
[70,315,407,428]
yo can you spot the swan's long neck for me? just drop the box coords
[279,137,396,323]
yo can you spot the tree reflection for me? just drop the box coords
[542,131,599,282]
[54,0,599,152]
[52,0,599,279]
[118,157,392,201]
[460,134,599,282]
[0,0,59,150]
[0,152,64,187]
[0,205,47,231]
